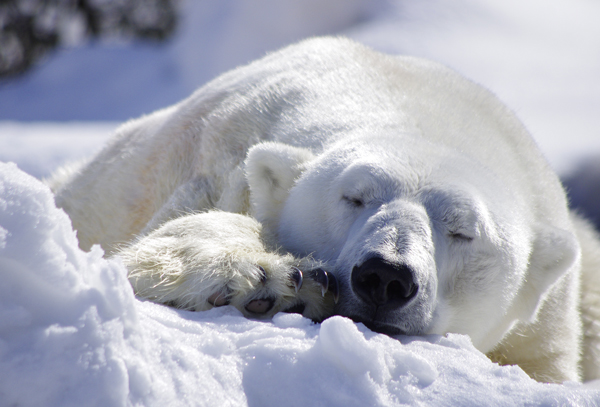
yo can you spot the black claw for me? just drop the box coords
[326,271,339,304]
[290,267,303,292]
[310,268,329,297]
[258,266,267,285]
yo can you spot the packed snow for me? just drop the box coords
[1,0,600,405]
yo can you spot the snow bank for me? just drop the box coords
[0,162,136,406]
[2,162,600,406]
[0,122,116,179]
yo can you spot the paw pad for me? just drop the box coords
[207,290,230,307]
[245,297,275,314]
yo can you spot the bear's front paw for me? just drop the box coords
[117,211,337,321]
[205,264,338,320]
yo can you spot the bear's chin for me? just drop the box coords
[364,322,406,336]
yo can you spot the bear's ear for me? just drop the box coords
[513,223,580,322]
[245,142,315,231]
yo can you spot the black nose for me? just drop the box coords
[351,257,418,308]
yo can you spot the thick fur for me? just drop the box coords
[50,37,600,383]
[120,211,333,320]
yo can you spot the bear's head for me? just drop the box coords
[245,134,579,352]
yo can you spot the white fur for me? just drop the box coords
[50,37,600,383]
[120,211,332,320]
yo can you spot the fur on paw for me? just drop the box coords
[117,211,337,321]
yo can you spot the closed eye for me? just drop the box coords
[342,195,364,208]
[448,232,474,242]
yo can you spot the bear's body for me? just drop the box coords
[49,37,600,383]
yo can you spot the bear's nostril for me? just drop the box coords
[387,279,417,301]
[351,257,417,308]
[362,273,382,291]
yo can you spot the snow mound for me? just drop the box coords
[1,161,599,406]
[0,162,136,406]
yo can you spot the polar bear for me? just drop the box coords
[48,37,600,383]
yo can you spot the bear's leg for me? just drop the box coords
[141,176,218,236]
[117,211,337,321]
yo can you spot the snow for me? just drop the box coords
[0,122,116,180]
[1,162,599,406]
[1,0,600,405]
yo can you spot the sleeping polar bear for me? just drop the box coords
[49,37,600,383]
